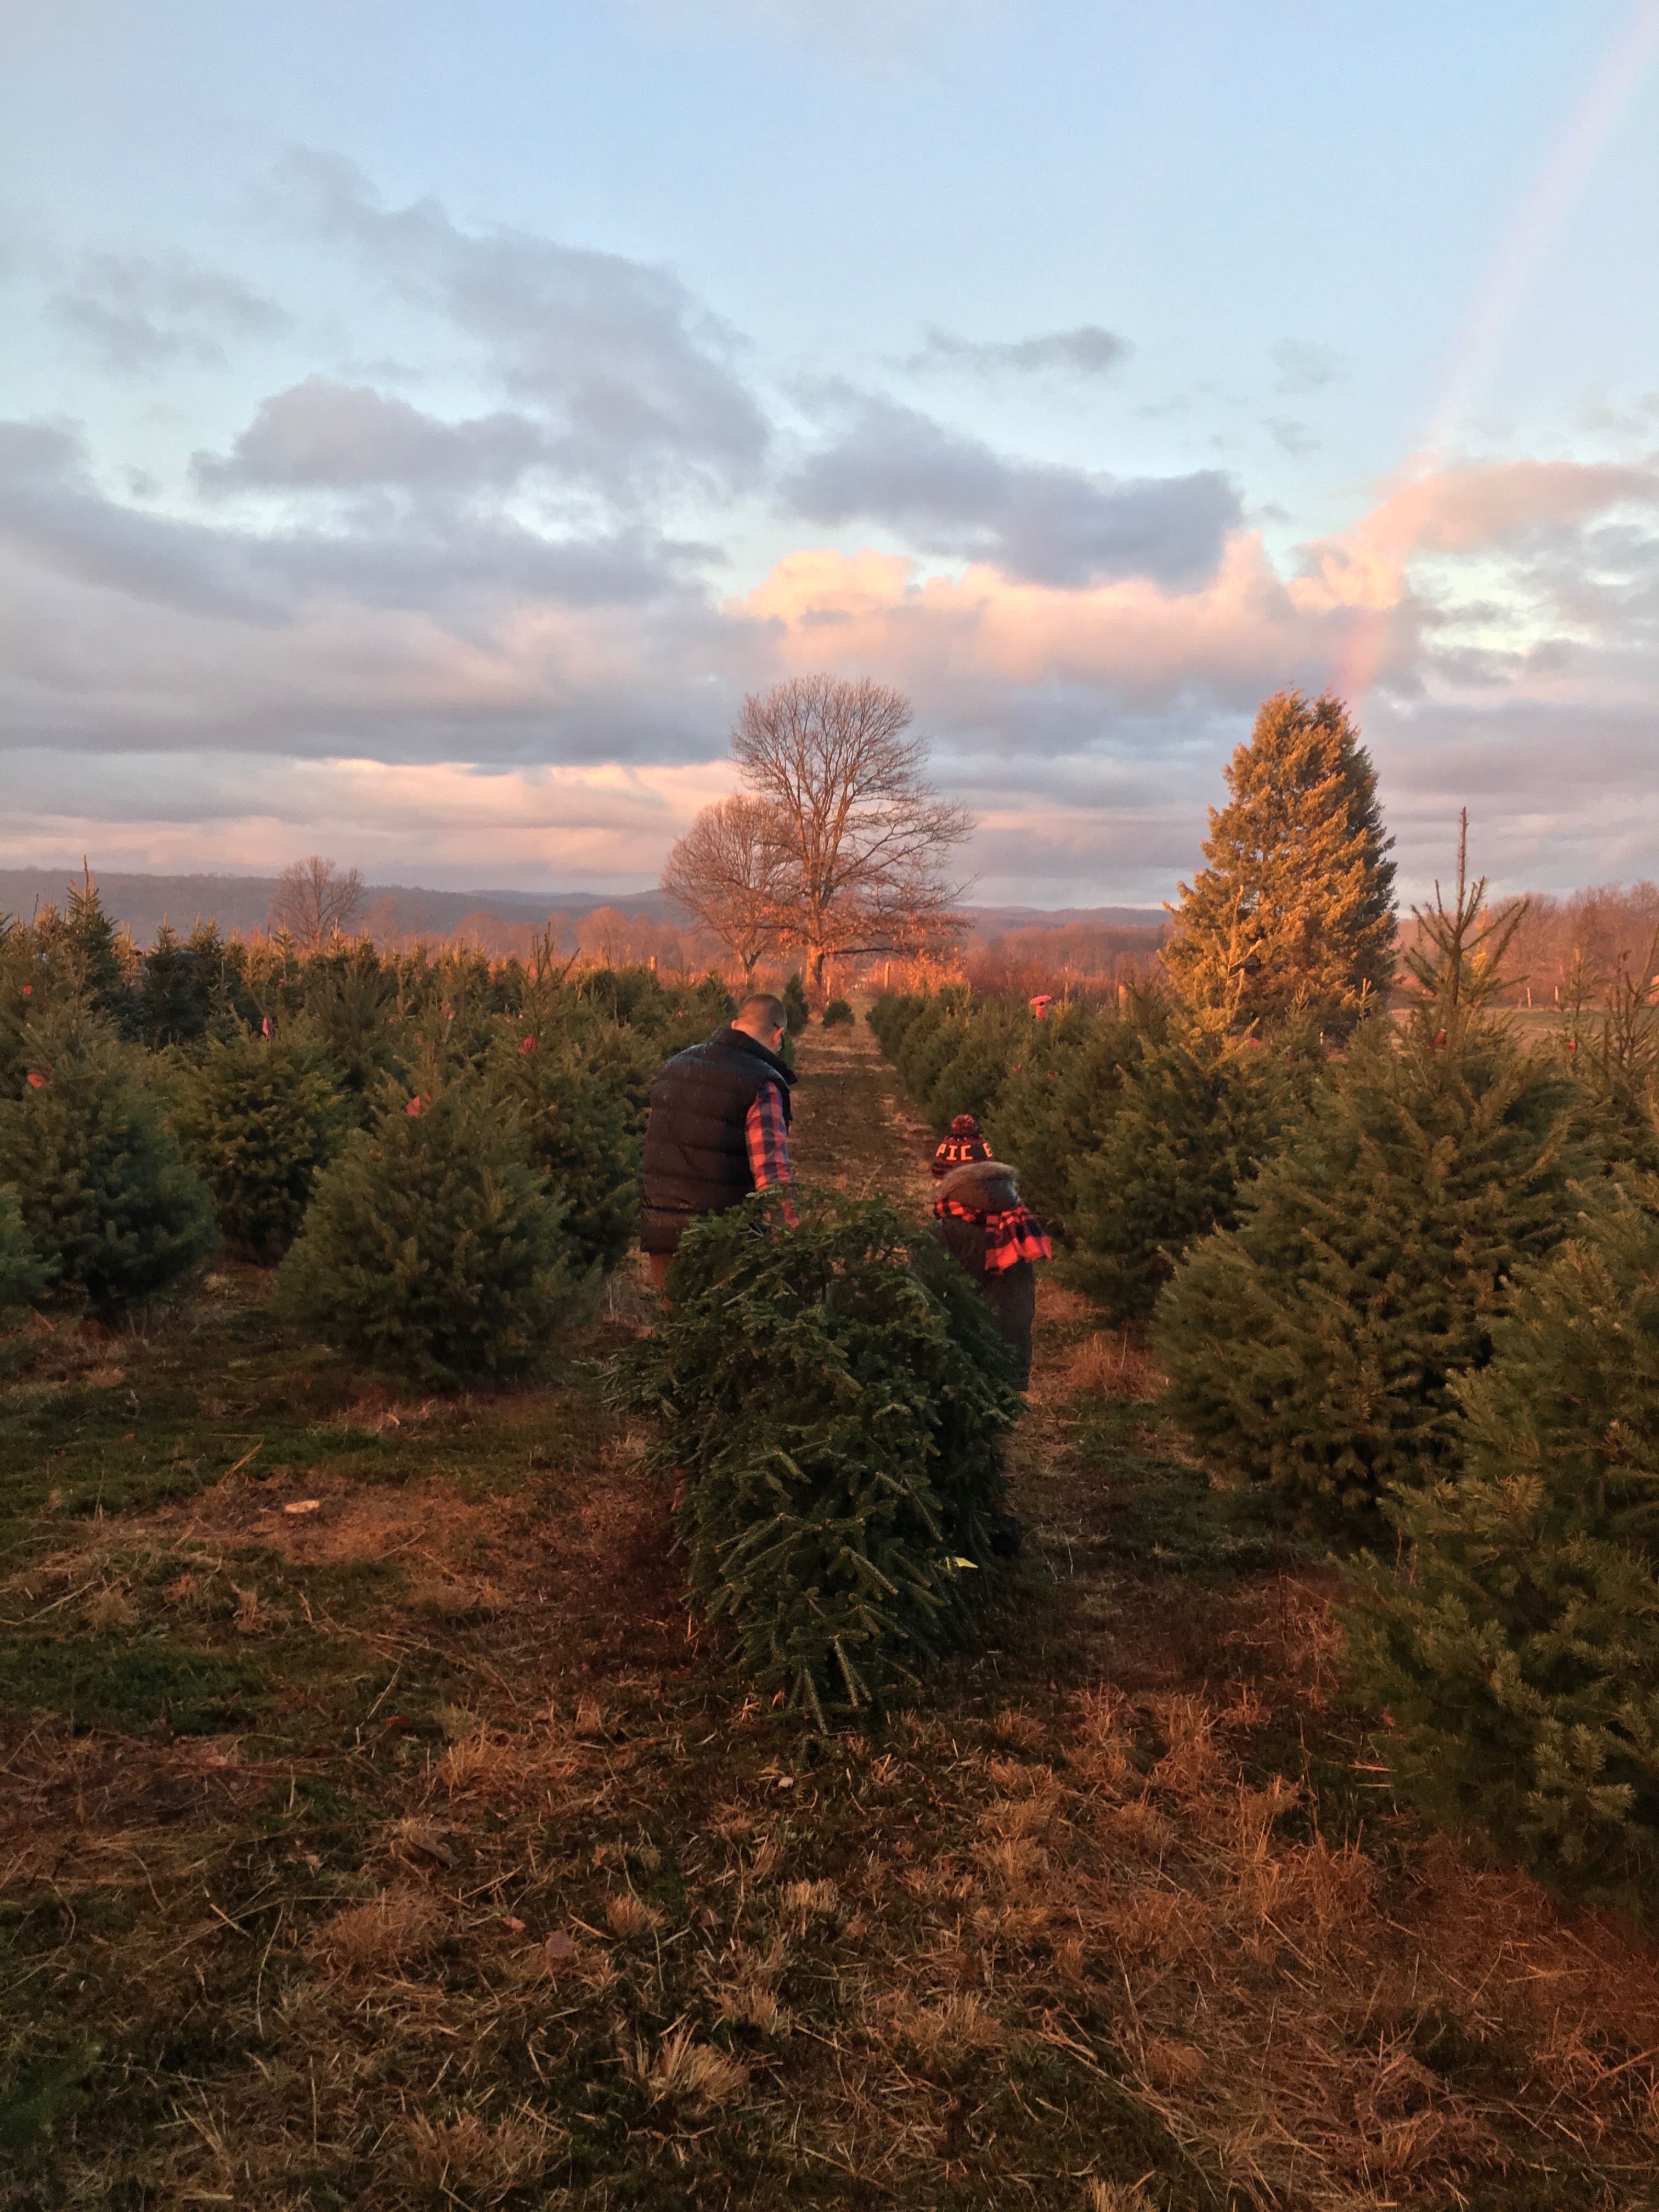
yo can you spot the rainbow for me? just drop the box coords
[1335,0,1659,707]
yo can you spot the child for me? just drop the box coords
[930,1113,1051,1387]
[931,1114,1051,1554]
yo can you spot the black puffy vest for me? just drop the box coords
[639,1026,795,1254]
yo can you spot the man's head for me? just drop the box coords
[732,992,788,1052]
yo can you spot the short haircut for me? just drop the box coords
[735,992,788,1034]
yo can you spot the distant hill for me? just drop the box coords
[0,866,1166,947]
[0,869,674,945]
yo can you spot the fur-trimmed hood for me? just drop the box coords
[934,1158,1020,1207]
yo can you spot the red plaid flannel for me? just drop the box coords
[935,1194,1052,1274]
[745,1082,798,1226]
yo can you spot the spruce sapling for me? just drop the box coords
[274,1058,580,1385]
[1344,1187,1659,1918]
[0,1001,217,1317]
[174,1026,348,1261]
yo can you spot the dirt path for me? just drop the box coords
[785,1008,940,1201]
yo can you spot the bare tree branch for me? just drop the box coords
[661,794,787,983]
[729,674,972,988]
[267,856,365,950]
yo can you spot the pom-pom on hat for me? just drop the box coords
[932,1113,991,1177]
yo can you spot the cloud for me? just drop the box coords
[782,397,1239,588]
[0,419,290,620]
[903,323,1129,378]
[194,377,550,495]
[1267,417,1321,458]
[732,537,1342,711]
[1271,339,1346,395]
[1354,458,1659,558]
[0,411,715,663]
[49,249,290,374]
[3,318,1659,904]
[284,154,770,503]
[2,747,742,890]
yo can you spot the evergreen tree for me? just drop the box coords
[1554,923,1659,1178]
[62,866,139,1032]
[821,997,854,1028]
[1156,831,1581,1538]
[1164,691,1396,1038]
[1344,1190,1659,1917]
[298,951,408,1115]
[783,971,810,1034]
[274,1062,581,1386]
[1069,1035,1293,1319]
[173,1028,348,1261]
[0,1184,49,1308]
[985,1001,1154,1248]
[136,922,212,1049]
[488,1022,639,1277]
[612,1192,1018,1725]
[0,1003,217,1317]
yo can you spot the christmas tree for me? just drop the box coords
[274,1060,582,1386]
[783,971,810,1034]
[297,950,409,1117]
[1554,925,1659,1178]
[1069,1034,1292,1319]
[984,1000,1156,1249]
[0,1184,49,1308]
[1156,825,1582,1539]
[0,1002,217,1317]
[61,866,139,1033]
[488,1021,639,1277]
[173,1026,348,1261]
[1344,1187,1659,1917]
[1163,690,1396,1038]
[612,1192,1019,1725]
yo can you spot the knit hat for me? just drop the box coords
[932,1113,991,1177]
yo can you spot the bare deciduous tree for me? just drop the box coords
[661,794,788,984]
[268,856,365,949]
[729,674,971,990]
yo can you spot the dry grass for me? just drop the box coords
[629,2023,750,2109]
[1066,1327,1165,1398]
[308,1887,444,1974]
[394,2107,564,2199]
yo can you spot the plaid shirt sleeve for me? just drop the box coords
[745,1083,799,1224]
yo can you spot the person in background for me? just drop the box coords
[931,1112,1052,1555]
[639,991,797,1289]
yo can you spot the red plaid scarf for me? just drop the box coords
[934,1194,1052,1275]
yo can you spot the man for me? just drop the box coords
[640,991,797,1287]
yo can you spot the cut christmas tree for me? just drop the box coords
[612,1191,1020,1725]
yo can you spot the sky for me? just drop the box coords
[1,0,1657,908]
